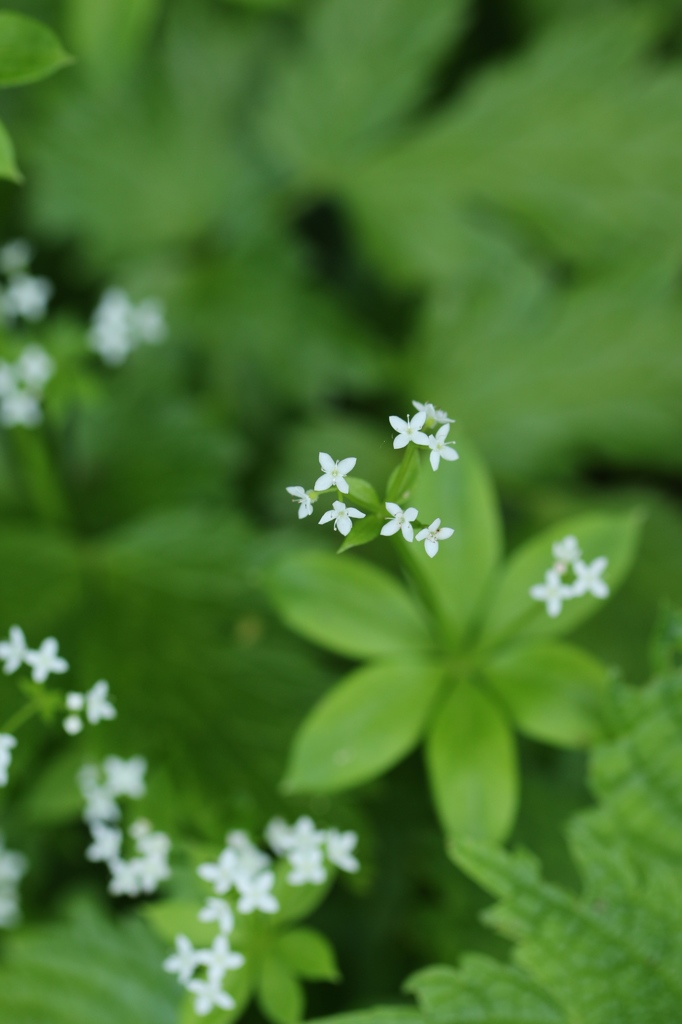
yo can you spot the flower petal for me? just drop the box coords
[337,457,357,476]
[424,539,439,558]
[347,507,365,519]
[319,510,336,525]
[336,477,350,494]
[336,516,352,536]
[411,411,427,430]
[380,520,401,536]
[437,527,454,540]
[401,522,414,542]
[315,473,332,491]
[319,452,335,472]
[393,434,409,449]
[429,450,440,471]
[389,415,407,432]
[385,502,402,516]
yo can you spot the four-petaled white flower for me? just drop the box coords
[315,454,356,494]
[16,345,55,392]
[197,934,245,981]
[416,518,454,558]
[24,637,69,684]
[319,501,365,537]
[428,424,459,471]
[197,848,239,896]
[163,934,202,986]
[530,569,573,618]
[2,273,54,323]
[198,897,235,935]
[389,411,429,449]
[412,400,454,425]
[286,486,314,518]
[264,816,293,856]
[287,847,327,887]
[326,828,360,873]
[107,856,145,897]
[85,822,123,864]
[236,870,279,915]
[188,975,236,1016]
[103,755,147,799]
[0,734,17,788]
[0,390,42,428]
[0,239,32,276]
[0,626,28,674]
[380,502,418,542]
[552,535,582,569]
[572,557,610,600]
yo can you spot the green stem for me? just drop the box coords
[1,700,40,735]
[10,425,70,527]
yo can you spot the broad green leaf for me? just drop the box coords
[338,514,382,552]
[308,1012,423,1024]
[272,860,333,923]
[142,900,217,948]
[284,658,443,793]
[386,445,422,505]
[410,437,503,645]
[345,477,382,512]
[426,680,518,841]
[260,0,470,184]
[0,12,71,87]
[486,641,610,747]
[257,956,305,1024]
[64,0,160,79]
[276,927,340,982]
[481,510,643,647]
[0,118,20,181]
[267,551,432,659]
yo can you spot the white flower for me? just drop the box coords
[197,934,245,982]
[188,975,235,1016]
[552,535,582,569]
[136,851,171,893]
[103,755,147,799]
[428,424,459,471]
[63,713,84,736]
[319,500,365,537]
[264,816,294,856]
[0,625,28,674]
[0,390,42,428]
[314,453,356,494]
[198,848,239,896]
[236,870,279,914]
[412,400,454,425]
[572,557,610,600]
[134,827,171,861]
[415,518,455,558]
[325,828,360,873]
[530,569,573,618]
[24,637,69,684]
[0,838,27,885]
[287,847,327,887]
[163,934,202,986]
[389,411,429,449]
[82,786,121,825]
[107,856,144,897]
[85,822,123,864]
[198,897,235,935]
[132,298,166,345]
[380,502,418,542]
[89,288,134,365]
[285,816,326,854]
[226,830,271,884]
[0,734,17,787]
[2,274,53,322]
[286,485,314,519]
[85,680,117,724]
[16,345,54,392]
[0,239,33,275]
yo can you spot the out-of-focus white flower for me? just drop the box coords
[15,344,54,392]
[265,817,293,856]
[197,934,245,982]
[235,870,279,915]
[428,424,459,471]
[163,934,202,986]
[0,239,32,276]
[325,828,360,873]
[107,856,145,897]
[530,569,573,618]
[571,557,610,600]
[319,500,365,537]
[64,680,117,735]
[198,897,235,935]
[286,485,314,519]
[0,734,17,787]
[412,401,454,425]
[552,535,582,569]
[287,847,327,887]
[198,848,239,896]
[0,389,42,428]
[314,453,356,494]
[0,625,28,674]
[89,288,167,365]
[2,273,53,323]
[24,637,69,684]
[85,822,123,864]
[188,974,236,1016]
[380,502,418,542]
[389,411,429,449]
[415,518,454,558]
[103,755,147,800]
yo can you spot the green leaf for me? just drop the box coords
[0,118,20,181]
[345,477,382,512]
[481,510,643,647]
[142,900,217,948]
[257,955,305,1024]
[64,0,160,79]
[410,437,503,644]
[260,0,470,185]
[267,550,432,659]
[425,680,518,842]
[337,514,383,553]
[0,12,72,87]
[284,658,443,793]
[486,640,610,747]
[272,859,333,923]
[386,445,422,505]
[276,927,341,982]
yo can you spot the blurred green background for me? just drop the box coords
[1,0,682,1020]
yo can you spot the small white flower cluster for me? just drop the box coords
[0,239,53,325]
[0,832,27,929]
[530,535,610,618]
[63,680,116,735]
[77,756,171,898]
[0,624,69,684]
[0,734,17,788]
[286,401,457,555]
[165,816,359,1017]
[0,344,55,428]
[89,288,167,366]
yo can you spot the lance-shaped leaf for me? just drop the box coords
[268,551,431,658]
[276,928,340,982]
[410,436,503,644]
[284,658,443,793]
[426,680,518,842]
[338,514,383,553]
[480,510,642,647]
[0,12,71,87]
[486,640,610,748]
[258,956,305,1024]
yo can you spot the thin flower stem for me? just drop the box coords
[1,700,39,735]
